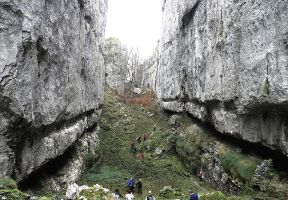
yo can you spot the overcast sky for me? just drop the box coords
[105,0,162,59]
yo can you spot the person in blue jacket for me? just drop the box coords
[127,178,135,193]
[189,191,198,200]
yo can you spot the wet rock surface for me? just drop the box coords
[157,0,288,156]
[0,0,107,183]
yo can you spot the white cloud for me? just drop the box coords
[105,0,162,59]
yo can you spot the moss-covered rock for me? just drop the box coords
[0,188,30,200]
[0,178,29,200]
[159,185,183,199]
[39,197,52,200]
[200,191,241,200]
[74,184,113,200]
[0,178,17,190]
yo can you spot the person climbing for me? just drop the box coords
[189,191,199,200]
[127,178,135,193]
[125,190,134,200]
[137,136,142,144]
[140,151,144,161]
[135,178,143,194]
[145,191,155,200]
[113,189,123,200]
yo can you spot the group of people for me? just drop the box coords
[113,178,155,200]
[130,134,148,160]
[112,187,198,200]
[112,178,156,200]
[127,178,142,194]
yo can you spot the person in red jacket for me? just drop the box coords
[140,151,144,161]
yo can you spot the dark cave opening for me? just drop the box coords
[18,145,76,191]
[163,109,288,174]
[186,112,288,174]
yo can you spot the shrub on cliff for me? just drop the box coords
[200,191,241,200]
[221,151,258,181]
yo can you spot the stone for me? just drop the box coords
[154,148,163,155]
[251,159,273,191]
[66,183,79,200]
[169,115,181,129]
[133,87,142,95]
[157,0,288,156]
[159,185,182,199]
[0,0,107,183]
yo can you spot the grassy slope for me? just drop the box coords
[79,88,216,199]
[80,88,288,200]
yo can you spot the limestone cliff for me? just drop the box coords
[104,37,127,95]
[0,0,107,184]
[140,42,159,91]
[157,0,288,155]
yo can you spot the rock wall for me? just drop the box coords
[0,0,107,183]
[157,0,288,155]
[104,38,127,95]
[140,42,159,91]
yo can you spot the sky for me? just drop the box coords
[105,0,162,59]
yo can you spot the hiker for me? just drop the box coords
[131,140,137,154]
[135,178,143,194]
[140,151,144,161]
[153,124,156,131]
[125,190,134,200]
[113,189,123,200]
[145,191,155,200]
[197,170,203,181]
[127,178,135,193]
[189,191,199,200]
[143,134,147,142]
[137,136,141,144]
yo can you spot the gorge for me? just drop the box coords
[1,0,288,199]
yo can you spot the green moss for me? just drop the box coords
[263,78,270,96]
[219,21,224,37]
[159,186,183,199]
[0,189,29,200]
[221,151,258,181]
[76,187,114,200]
[84,152,97,168]
[0,178,17,190]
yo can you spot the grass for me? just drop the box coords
[221,151,258,182]
[79,87,288,200]
[0,178,30,200]
[0,178,17,190]
[79,87,216,198]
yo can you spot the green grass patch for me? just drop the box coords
[200,191,242,200]
[0,178,17,190]
[221,151,258,181]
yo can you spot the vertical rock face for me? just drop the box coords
[140,43,159,91]
[104,38,127,95]
[157,0,288,155]
[0,0,107,182]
